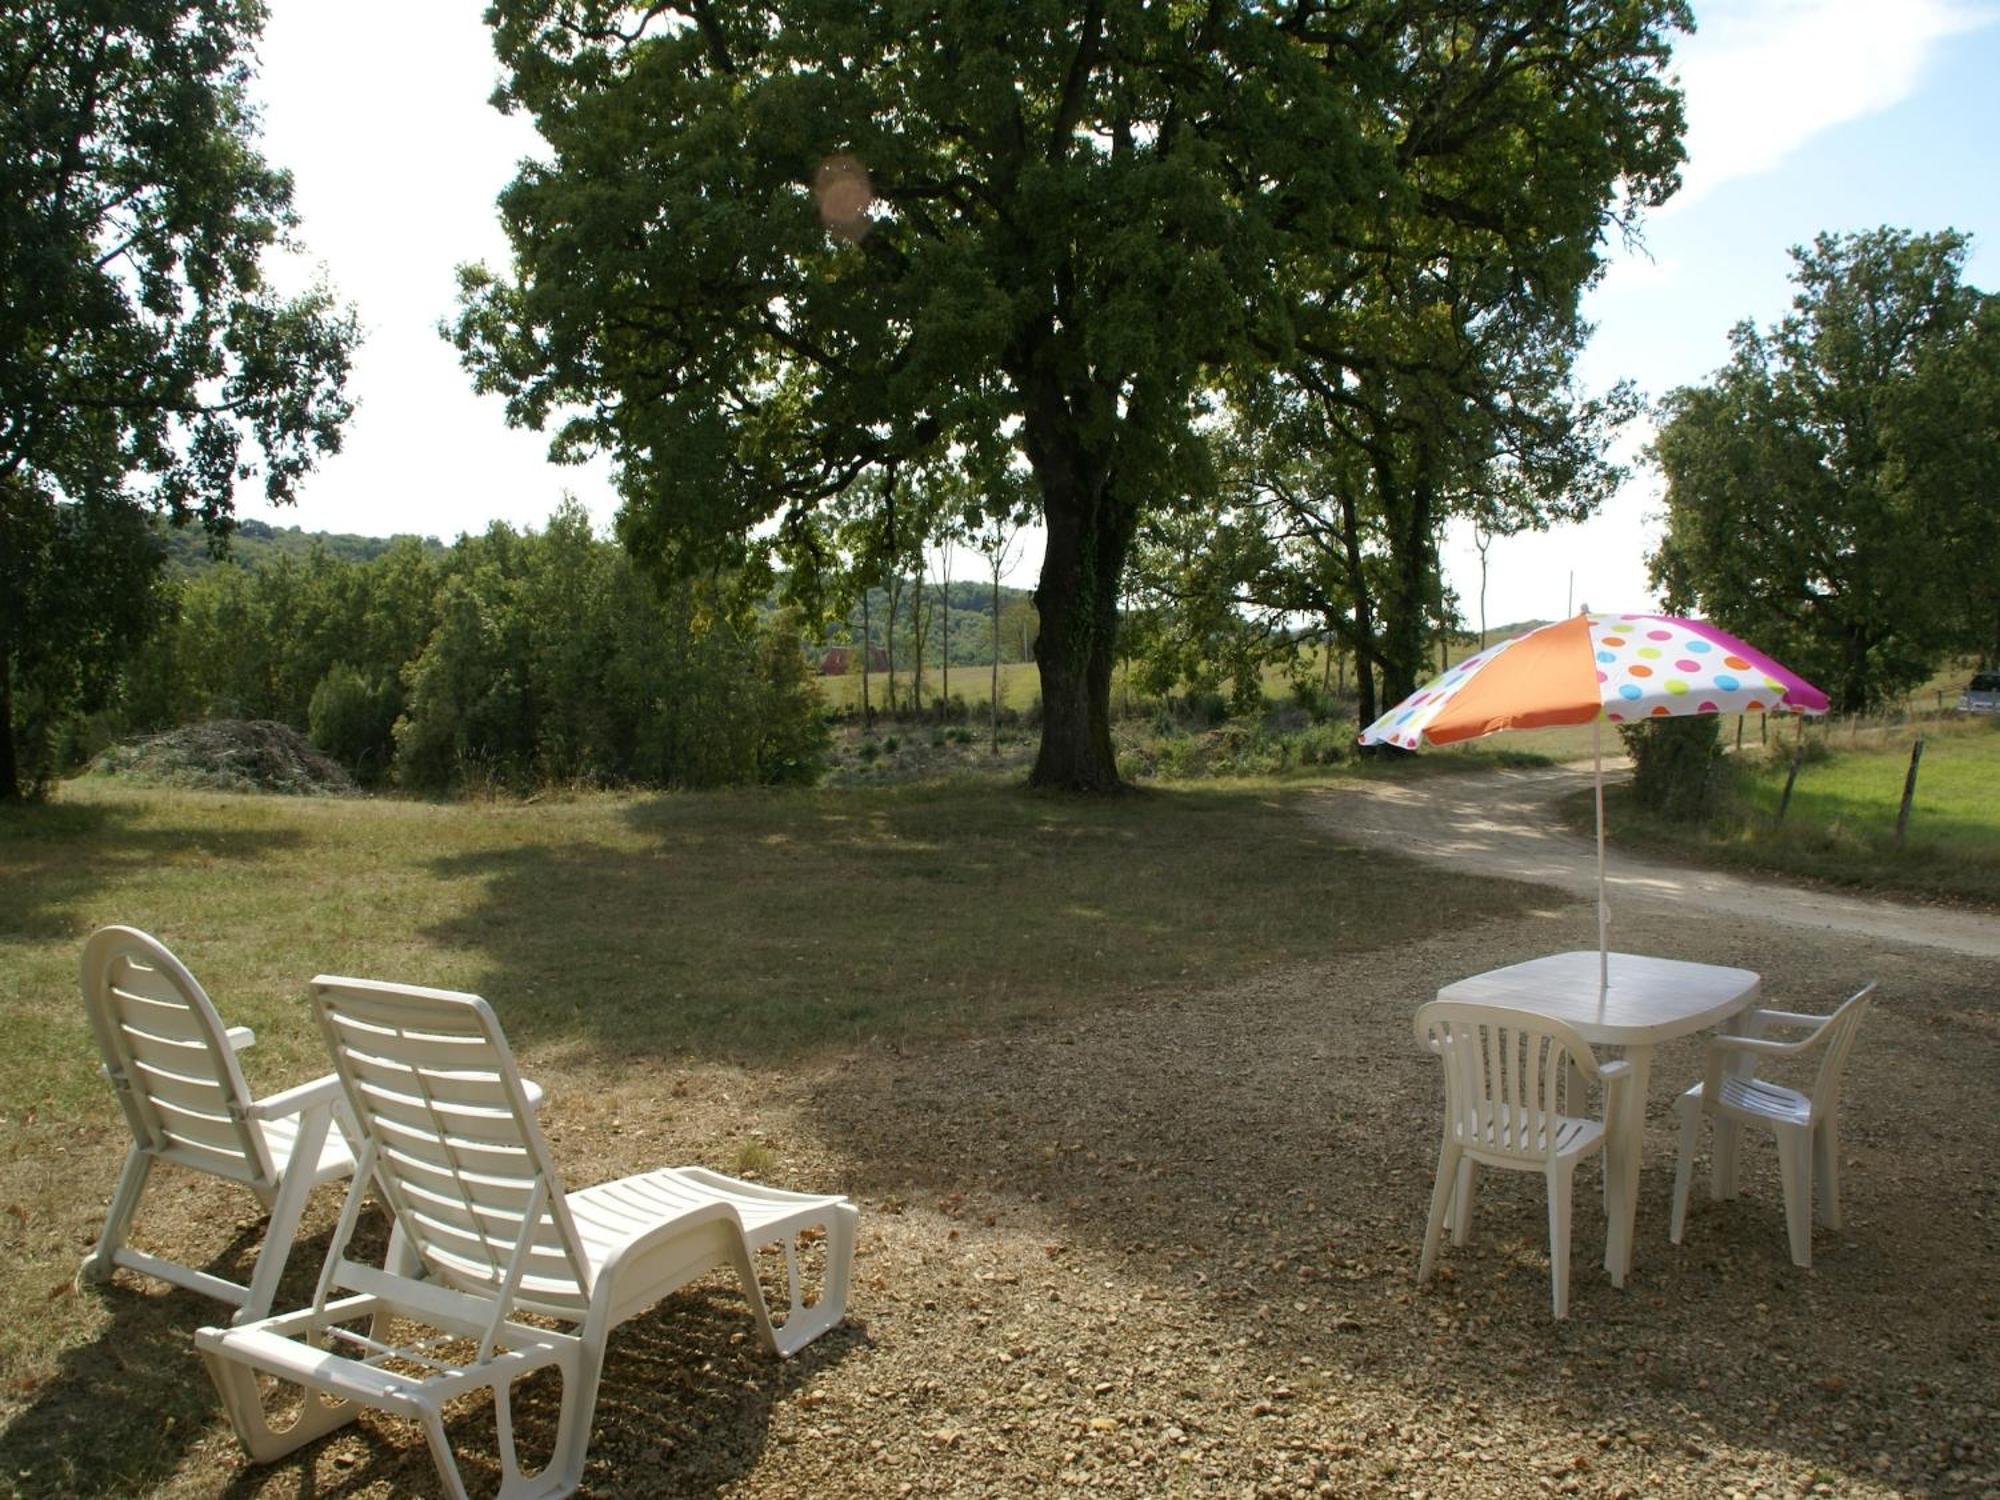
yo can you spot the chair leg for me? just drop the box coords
[490,1361,585,1500]
[1709,1118,1741,1200]
[1546,1164,1574,1321]
[1669,1095,1701,1245]
[767,1202,860,1357]
[198,1344,360,1465]
[78,1147,152,1287]
[235,1110,332,1325]
[1775,1125,1813,1268]
[1812,1118,1842,1230]
[418,1408,475,1500]
[1417,1142,1461,1286]
[1449,1157,1479,1246]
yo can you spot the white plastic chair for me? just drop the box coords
[1414,1001,1631,1319]
[197,975,858,1500]
[1670,982,1877,1267]
[77,926,355,1324]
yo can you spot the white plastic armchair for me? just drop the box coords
[76,926,356,1324]
[1414,1001,1631,1319]
[197,975,858,1500]
[1670,982,1877,1267]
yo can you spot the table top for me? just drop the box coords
[1435,950,1761,1046]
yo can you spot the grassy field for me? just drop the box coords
[0,772,1552,1492]
[1596,713,2000,906]
[815,659,1041,714]
[4,718,1994,1492]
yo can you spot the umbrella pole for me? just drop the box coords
[1595,715,1609,993]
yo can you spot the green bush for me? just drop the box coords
[1618,714,1722,822]
[308,662,399,780]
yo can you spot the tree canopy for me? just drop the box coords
[1651,227,2000,713]
[457,0,1688,788]
[0,0,358,797]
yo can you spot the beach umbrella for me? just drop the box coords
[1356,612,1829,989]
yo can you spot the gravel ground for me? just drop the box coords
[27,783,1999,1499]
[1307,763,2000,957]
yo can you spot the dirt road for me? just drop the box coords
[1305,761,2000,958]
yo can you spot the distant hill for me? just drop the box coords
[158,517,446,574]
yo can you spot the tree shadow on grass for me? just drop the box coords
[415,782,1545,1064]
[0,798,303,941]
[0,1215,331,1497]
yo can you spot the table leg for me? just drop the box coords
[1603,1043,1654,1287]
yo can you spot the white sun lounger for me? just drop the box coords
[197,975,857,1500]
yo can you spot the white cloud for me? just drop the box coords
[1669,0,1996,209]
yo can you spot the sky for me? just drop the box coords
[240,0,2000,629]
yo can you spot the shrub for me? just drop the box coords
[1619,714,1722,822]
[308,662,399,781]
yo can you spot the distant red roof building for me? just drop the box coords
[820,645,889,675]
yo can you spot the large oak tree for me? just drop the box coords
[457,0,1687,789]
[0,0,357,799]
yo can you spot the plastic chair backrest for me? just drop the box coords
[310,976,593,1315]
[1415,1001,1599,1164]
[1807,982,1877,1122]
[80,927,274,1188]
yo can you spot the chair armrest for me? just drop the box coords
[1741,1009,1830,1032]
[244,1074,541,1127]
[225,1025,256,1052]
[1706,1031,1819,1061]
[244,1072,345,1121]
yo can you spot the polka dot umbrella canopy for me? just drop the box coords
[1358,612,1829,988]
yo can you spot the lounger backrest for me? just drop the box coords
[1808,982,1877,1122]
[80,927,274,1188]
[310,976,592,1314]
[1415,1001,1599,1164]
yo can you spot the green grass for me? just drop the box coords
[1,778,1538,1089]
[1590,714,2000,907]
[815,659,1041,713]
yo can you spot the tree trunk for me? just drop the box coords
[860,588,873,726]
[1029,474,1130,791]
[910,562,927,716]
[884,565,900,715]
[0,635,17,803]
[990,555,1002,754]
[1010,323,1133,790]
[938,545,950,722]
[1337,483,1378,728]
[1379,464,1434,709]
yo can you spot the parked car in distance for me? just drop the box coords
[1960,672,2000,713]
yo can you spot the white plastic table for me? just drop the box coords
[1435,950,1761,1286]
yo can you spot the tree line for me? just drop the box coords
[78,502,826,795]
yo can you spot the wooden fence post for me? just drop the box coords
[1895,736,1926,849]
[1775,718,1807,825]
